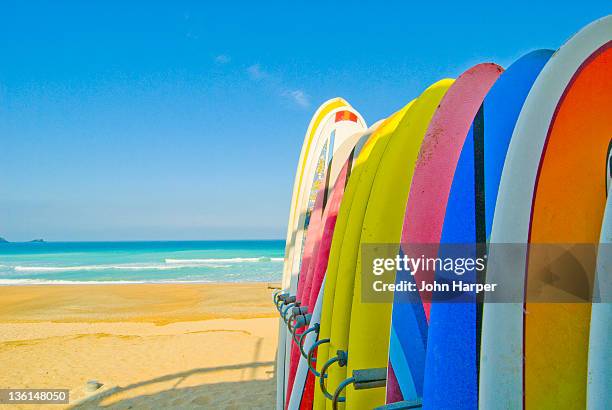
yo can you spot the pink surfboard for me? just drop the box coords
[401,63,503,315]
[387,63,503,404]
[286,160,351,408]
[293,185,326,310]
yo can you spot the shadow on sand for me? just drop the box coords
[71,361,276,409]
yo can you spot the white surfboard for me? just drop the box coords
[480,15,612,409]
[288,278,325,409]
[586,147,612,410]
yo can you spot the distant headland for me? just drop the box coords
[0,237,45,243]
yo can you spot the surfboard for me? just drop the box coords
[524,42,611,408]
[323,105,410,408]
[289,109,367,335]
[283,128,333,408]
[278,100,365,408]
[285,123,372,408]
[386,64,503,405]
[313,105,414,410]
[481,15,612,409]
[341,79,453,410]
[288,123,383,410]
[422,52,555,409]
[420,49,552,410]
[418,63,504,410]
[302,122,385,314]
[284,108,366,402]
[278,99,350,408]
[287,108,367,300]
[587,145,611,409]
[282,99,350,288]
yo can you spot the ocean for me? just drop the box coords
[0,240,284,285]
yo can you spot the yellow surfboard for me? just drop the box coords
[314,104,413,410]
[345,79,452,409]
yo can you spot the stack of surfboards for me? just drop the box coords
[276,15,611,410]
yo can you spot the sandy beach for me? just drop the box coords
[0,283,279,409]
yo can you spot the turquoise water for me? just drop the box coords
[0,241,284,284]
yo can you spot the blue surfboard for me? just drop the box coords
[421,50,554,409]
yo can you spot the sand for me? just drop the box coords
[0,283,280,409]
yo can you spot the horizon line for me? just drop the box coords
[0,238,285,243]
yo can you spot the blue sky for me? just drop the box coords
[0,2,609,241]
